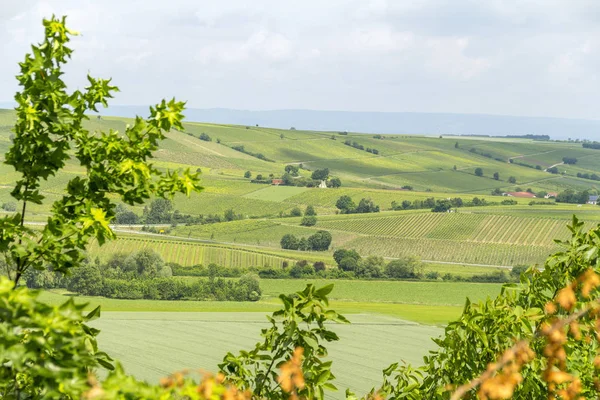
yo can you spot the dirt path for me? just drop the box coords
[508,149,557,162]
[544,162,564,172]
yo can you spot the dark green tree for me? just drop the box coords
[335,195,355,213]
[493,172,500,180]
[329,177,342,188]
[311,168,329,180]
[385,257,423,279]
[304,205,316,216]
[333,249,361,266]
[67,263,103,295]
[308,231,332,251]
[280,234,299,250]
[144,198,174,224]
[285,165,299,176]
[301,215,317,226]
[475,167,484,177]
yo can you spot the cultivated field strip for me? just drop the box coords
[318,212,588,246]
[88,237,290,268]
[92,312,442,400]
[345,236,555,266]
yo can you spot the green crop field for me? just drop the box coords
[90,312,442,398]
[259,279,502,306]
[87,236,299,268]
[37,277,503,397]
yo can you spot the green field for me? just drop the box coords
[39,278,502,324]
[165,206,596,267]
[38,277,502,397]
[91,312,441,398]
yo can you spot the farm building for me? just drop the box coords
[504,192,536,198]
[271,179,284,186]
[589,195,599,205]
[544,192,558,199]
[318,180,327,189]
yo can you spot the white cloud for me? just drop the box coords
[0,0,599,119]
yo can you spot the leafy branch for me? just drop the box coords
[1,16,202,285]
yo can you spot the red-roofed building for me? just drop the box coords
[504,191,536,198]
[272,179,284,186]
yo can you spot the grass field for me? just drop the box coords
[39,278,502,324]
[91,312,442,398]
[38,277,502,397]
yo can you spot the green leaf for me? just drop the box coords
[315,284,334,297]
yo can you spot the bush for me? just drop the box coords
[333,249,361,266]
[313,261,326,272]
[311,168,329,180]
[290,207,302,217]
[385,257,423,279]
[1,202,17,212]
[280,234,299,250]
[304,205,316,216]
[307,230,332,251]
[301,215,317,226]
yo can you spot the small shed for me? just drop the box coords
[318,180,327,189]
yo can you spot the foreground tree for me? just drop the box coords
[370,217,600,399]
[0,17,201,286]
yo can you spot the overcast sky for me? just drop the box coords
[1,1,599,119]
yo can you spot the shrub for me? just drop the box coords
[301,215,317,226]
[304,205,316,216]
[307,230,332,251]
[385,257,423,279]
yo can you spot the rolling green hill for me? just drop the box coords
[1,108,599,270]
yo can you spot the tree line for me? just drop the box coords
[280,230,332,251]
[23,249,261,302]
[167,257,522,283]
[343,139,379,154]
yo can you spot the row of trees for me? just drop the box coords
[280,231,332,251]
[336,196,380,214]
[24,249,261,301]
[343,139,380,154]
[230,145,274,162]
[582,141,600,149]
[555,189,596,204]
[391,196,490,211]
[115,199,246,226]
[577,172,600,181]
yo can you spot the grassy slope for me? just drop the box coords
[39,277,502,324]
[91,312,442,397]
[1,108,599,268]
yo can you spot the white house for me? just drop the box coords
[588,195,599,205]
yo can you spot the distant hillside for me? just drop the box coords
[2,103,599,139]
[43,105,600,140]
